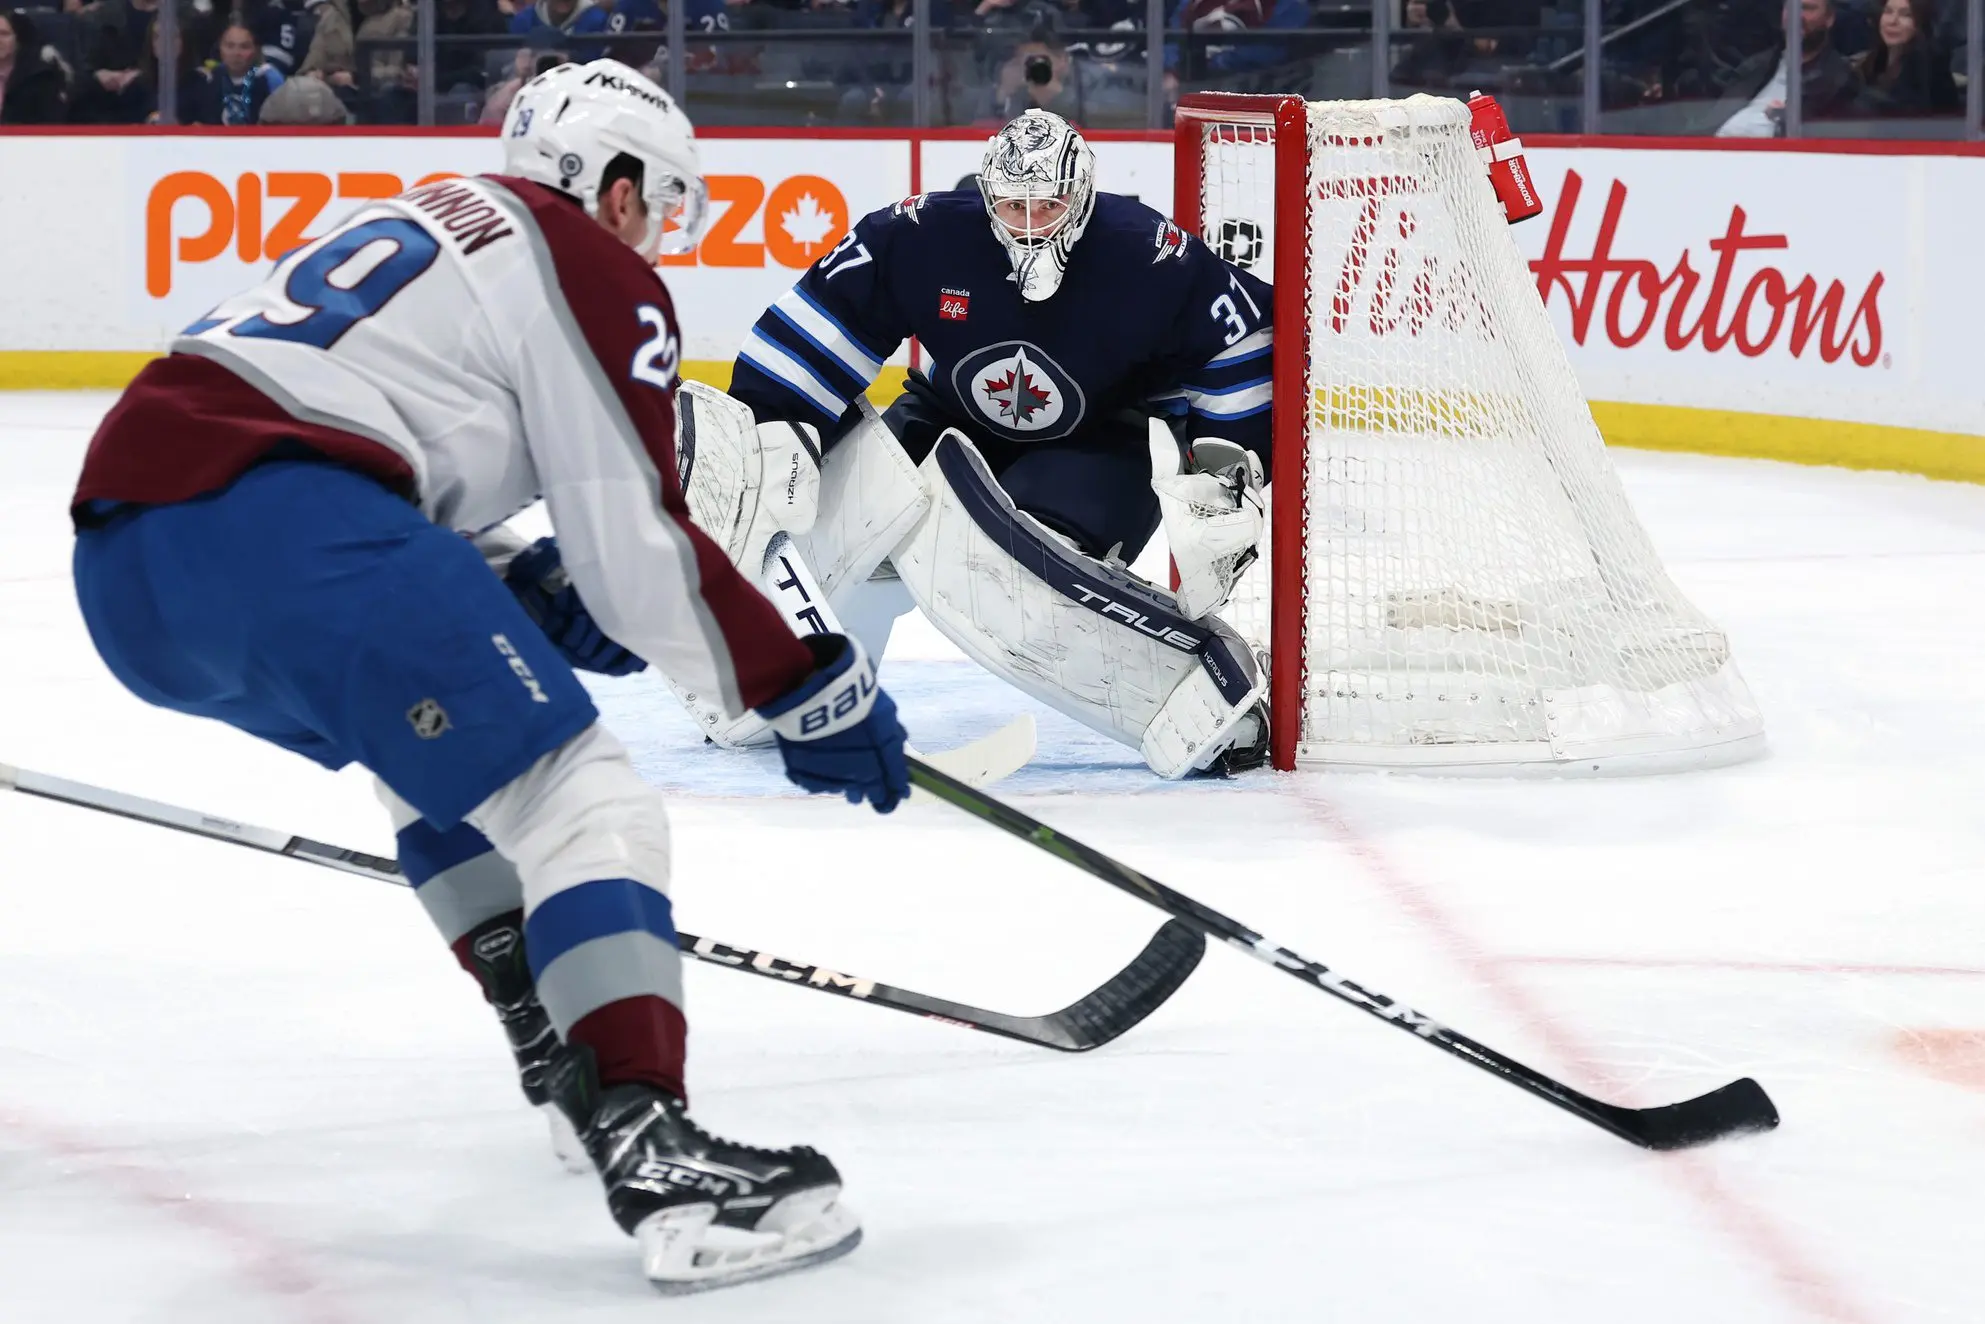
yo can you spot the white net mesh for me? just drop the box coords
[1185,95,1763,769]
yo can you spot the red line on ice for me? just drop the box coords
[1507,954,1985,979]
[0,1107,357,1324]
[1294,791,1883,1324]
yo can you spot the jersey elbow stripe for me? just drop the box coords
[1195,399,1272,422]
[740,331,849,420]
[782,288,887,381]
[768,305,875,398]
[1207,329,1272,365]
[1187,380,1273,418]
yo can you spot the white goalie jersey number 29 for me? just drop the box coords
[164,173,775,717]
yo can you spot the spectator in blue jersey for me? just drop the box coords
[187,22,284,123]
[510,0,611,58]
[600,0,662,67]
[254,0,316,74]
[1165,0,1305,77]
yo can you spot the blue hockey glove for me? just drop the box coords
[756,634,909,814]
[504,537,647,677]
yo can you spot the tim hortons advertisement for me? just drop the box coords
[1506,148,1947,433]
[126,136,908,362]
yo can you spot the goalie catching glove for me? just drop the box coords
[756,633,910,813]
[1153,439,1266,621]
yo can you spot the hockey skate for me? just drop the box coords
[460,912,591,1173]
[558,1060,861,1293]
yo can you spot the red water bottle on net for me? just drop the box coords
[1467,91,1543,225]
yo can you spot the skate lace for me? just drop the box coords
[672,1104,815,1164]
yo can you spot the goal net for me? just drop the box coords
[1173,93,1764,772]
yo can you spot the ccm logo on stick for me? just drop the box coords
[687,936,877,998]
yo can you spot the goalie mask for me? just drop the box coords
[978,109,1097,303]
[501,59,709,261]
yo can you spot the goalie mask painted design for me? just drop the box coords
[501,59,709,262]
[978,110,1097,303]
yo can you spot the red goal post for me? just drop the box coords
[1173,93,1311,771]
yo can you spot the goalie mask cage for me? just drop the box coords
[1173,93,1765,773]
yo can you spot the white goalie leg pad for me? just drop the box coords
[669,383,828,747]
[791,402,930,609]
[892,432,1265,779]
[676,380,820,560]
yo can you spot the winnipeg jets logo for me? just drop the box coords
[983,364,1052,425]
[891,193,930,223]
[952,341,1083,440]
[1153,220,1189,264]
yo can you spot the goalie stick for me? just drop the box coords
[0,761,1201,1053]
[905,757,1781,1151]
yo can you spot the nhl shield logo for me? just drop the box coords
[951,341,1084,441]
[407,698,451,739]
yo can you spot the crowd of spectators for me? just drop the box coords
[1389,0,1967,130]
[0,0,1970,128]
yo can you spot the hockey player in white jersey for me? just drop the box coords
[69,60,889,1293]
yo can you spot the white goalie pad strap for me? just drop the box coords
[791,404,930,608]
[1141,648,1267,777]
[893,431,1262,778]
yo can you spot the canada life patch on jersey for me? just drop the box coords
[939,288,970,321]
[951,341,1084,441]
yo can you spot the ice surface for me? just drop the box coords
[2,391,1982,1322]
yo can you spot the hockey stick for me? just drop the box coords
[907,713,1035,794]
[905,757,1780,1151]
[0,761,1200,1053]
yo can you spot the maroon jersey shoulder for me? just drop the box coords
[487,173,683,490]
[488,176,811,709]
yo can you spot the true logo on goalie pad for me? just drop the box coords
[953,340,1082,440]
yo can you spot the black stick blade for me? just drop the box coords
[1604,1077,1781,1151]
[1035,920,1206,1051]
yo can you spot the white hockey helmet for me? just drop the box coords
[978,109,1097,303]
[501,59,708,260]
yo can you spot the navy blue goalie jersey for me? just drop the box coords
[728,189,1274,462]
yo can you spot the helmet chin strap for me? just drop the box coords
[635,209,666,262]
